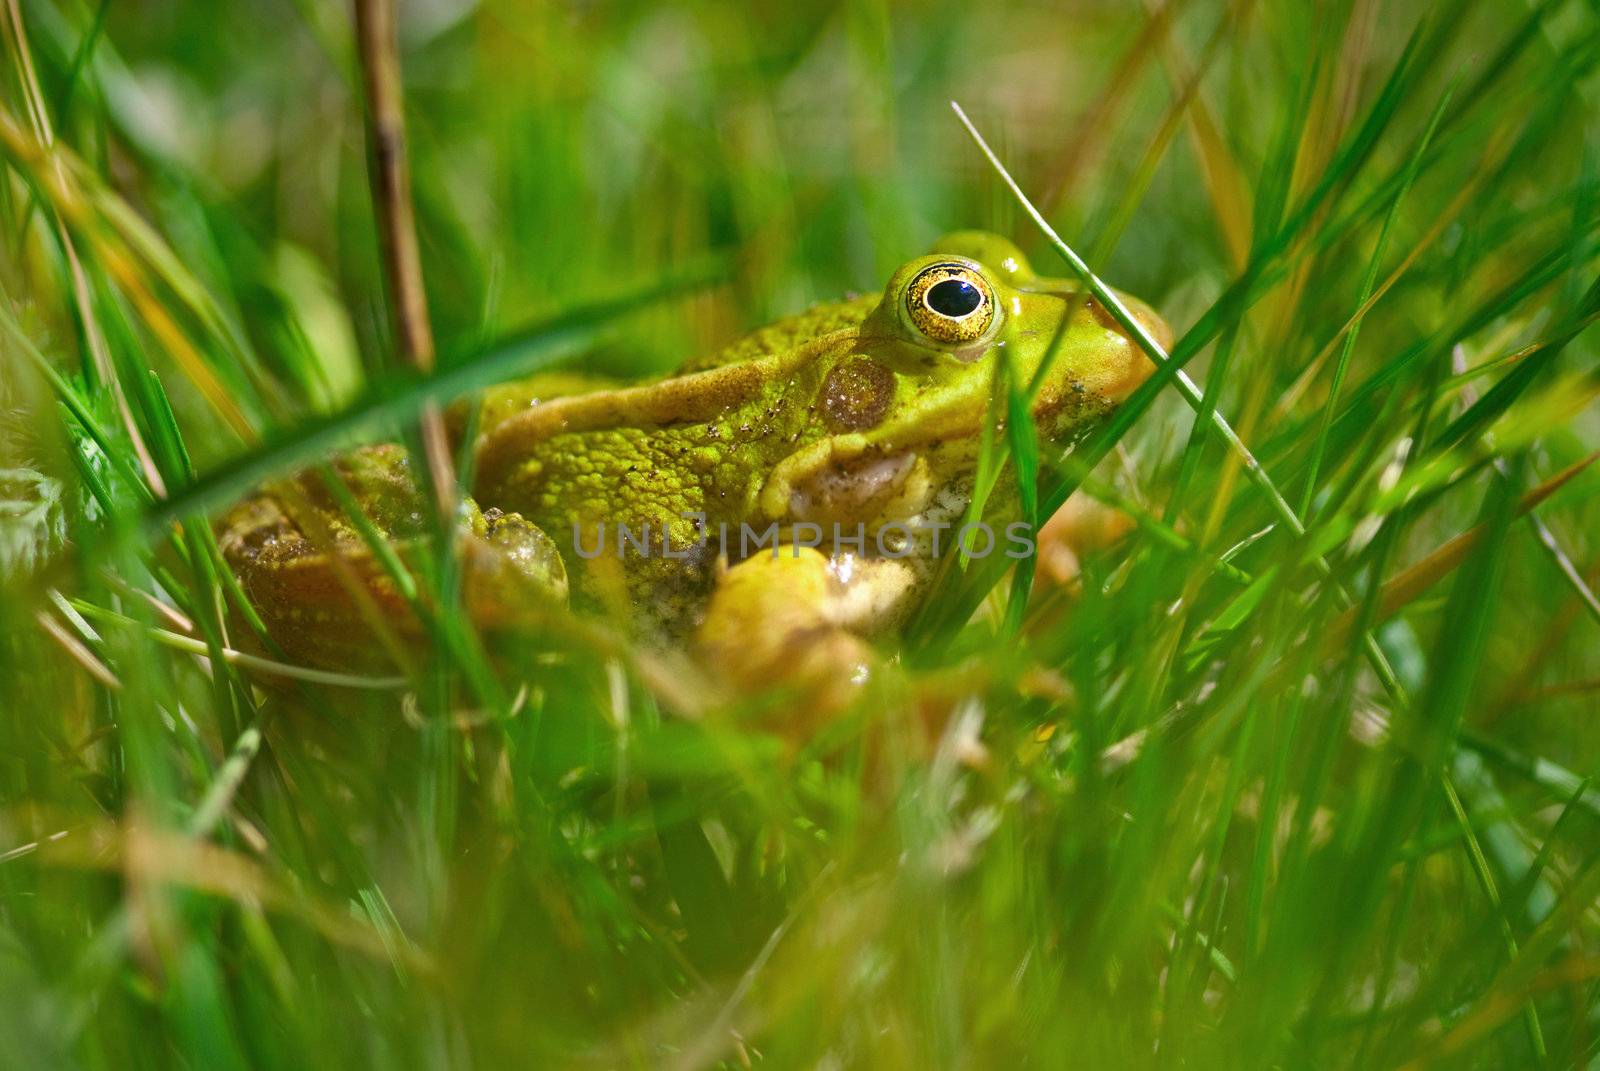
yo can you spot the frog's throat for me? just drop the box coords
[471,328,861,494]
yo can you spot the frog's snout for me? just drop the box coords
[1106,293,1171,403]
[1044,288,1169,405]
[1123,293,1174,355]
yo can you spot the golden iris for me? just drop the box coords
[905,262,995,345]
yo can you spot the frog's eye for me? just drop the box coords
[905,262,997,346]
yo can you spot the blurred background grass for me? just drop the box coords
[4,0,1600,1067]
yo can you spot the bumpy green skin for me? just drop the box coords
[472,232,1168,634]
[219,232,1168,658]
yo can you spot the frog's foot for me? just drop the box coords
[695,547,913,731]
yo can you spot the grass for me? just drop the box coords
[3,0,1600,1066]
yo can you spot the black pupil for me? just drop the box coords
[927,277,982,317]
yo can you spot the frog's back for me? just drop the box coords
[465,295,873,438]
[474,293,878,531]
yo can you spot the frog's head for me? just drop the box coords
[764,231,1170,529]
[865,230,1170,421]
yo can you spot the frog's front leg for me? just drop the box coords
[694,546,916,727]
[217,445,567,673]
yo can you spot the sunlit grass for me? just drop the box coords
[3,1,1600,1067]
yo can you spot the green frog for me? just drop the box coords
[217,232,1168,692]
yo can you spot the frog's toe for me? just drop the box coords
[462,506,569,630]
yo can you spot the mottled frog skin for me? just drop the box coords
[218,232,1169,673]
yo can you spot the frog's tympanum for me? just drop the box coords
[218,233,1169,702]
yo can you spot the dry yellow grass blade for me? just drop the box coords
[0,104,257,443]
[1,0,170,492]
[1146,0,1252,271]
[34,608,119,690]
[353,0,456,517]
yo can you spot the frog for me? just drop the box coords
[217,231,1169,695]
